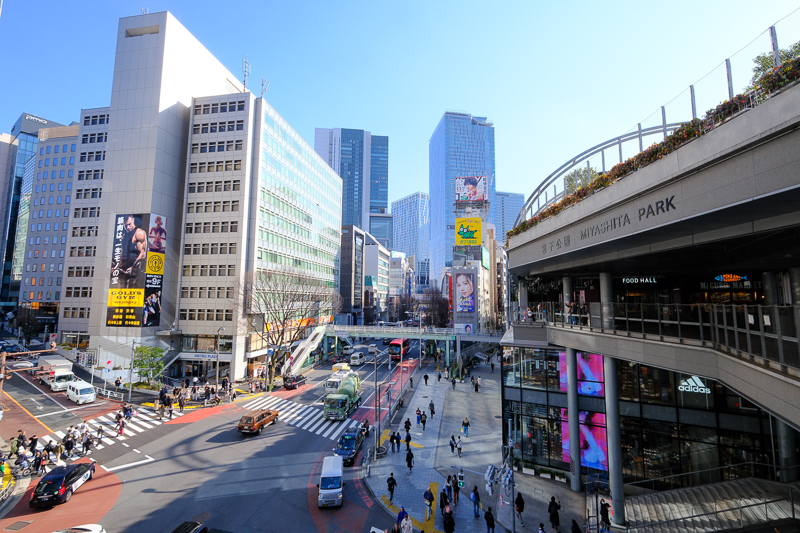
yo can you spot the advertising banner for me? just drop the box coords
[454,272,475,313]
[454,323,474,334]
[481,246,490,270]
[561,409,608,471]
[454,176,488,202]
[455,218,482,246]
[107,213,166,327]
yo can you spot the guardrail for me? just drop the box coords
[94,387,124,401]
[0,477,14,503]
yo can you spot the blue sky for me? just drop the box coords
[2,1,799,215]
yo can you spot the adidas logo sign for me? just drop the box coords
[678,376,710,394]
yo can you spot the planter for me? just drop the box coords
[540,473,552,479]
[554,476,567,483]
[522,467,536,476]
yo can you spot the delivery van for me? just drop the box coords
[316,455,345,508]
[43,370,78,392]
[66,380,96,404]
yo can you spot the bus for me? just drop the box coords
[388,338,410,361]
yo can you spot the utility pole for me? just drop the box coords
[128,340,137,403]
[215,327,225,389]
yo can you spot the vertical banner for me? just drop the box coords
[144,213,166,327]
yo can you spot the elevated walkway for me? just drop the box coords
[287,326,327,375]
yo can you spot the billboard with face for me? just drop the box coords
[454,272,475,313]
[455,176,488,203]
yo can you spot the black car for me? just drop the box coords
[30,462,96,508]
[333,426,365,466]
[283,373,307,389]
[382,337,391,345]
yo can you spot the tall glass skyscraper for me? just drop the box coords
[391,191,429,289]
[429,112,495,287]
[315,128,391,248]
[496,191,524,243]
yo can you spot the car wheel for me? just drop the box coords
[88,468,94,480]
[64,489,73,502]
[257,426,263,435]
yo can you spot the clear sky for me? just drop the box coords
[1,1,799,219]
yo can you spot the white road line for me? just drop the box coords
[100,455,154,472]
[320,419,345,438]
[34,402,109,418]
[304,416,328,433]
[286,406,316,424]
[279,403,305,420]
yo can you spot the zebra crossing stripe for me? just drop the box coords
[278,403,306,420]
[304,416,328,434]
[319,419,346,439]
[285,406,317,424]
[297,412,323,431]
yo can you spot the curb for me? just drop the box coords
[0,475,30,520]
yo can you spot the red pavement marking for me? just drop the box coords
[266,385,307,400]
[0,457,122,533]
[306,449,370,532]
[163,402,241,424]
[11,372,122,423]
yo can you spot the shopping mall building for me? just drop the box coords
[504,77,800,524]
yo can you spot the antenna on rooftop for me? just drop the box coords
[242,59,251,92]
[261,78,270,98]
[141,7,149,14]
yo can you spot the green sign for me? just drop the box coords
[481,246,490,270]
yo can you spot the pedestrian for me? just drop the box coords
[397,505,408,525]
[115,377,122,390]
[82,434,93,455]
[416,408,422,426]
[43,441,55,464]
[421,411,427,431]
[439,487,449,520]
[443,506,456,533]
[406,449,414,474]
[400,515,413,533]
[571,519,583,533]
[485,506,496,533]
[96,424,104,444]
[32,451,45,475]
[423,373,429,385]
[404,418,412,433]
[471,485,481,518]
[17,430,27,451]
[116,417,126,437]
[449,435,456,455]
[429,400,435,418]
[437,372,441,383]
[389,432,396,453]
[28,435,38,455]
[462,417,470,437]
[491,361,495,373]
[167,397,174,419]
[445,475,453,502]
[451,377,456,390]
[457,436,463,457]
[548,496,561,532]
[158,399,166,419]
[478,376,482,389]
[9,438,18,460]
[405,431,412,451]
[515,492,526,527]
[599,499,611,527]
[424,485,435,521]
[444,368,449,380]
[409,376,413,388]
[453,479,460,505]
[123,405,133,422]
[386,472,397,502]
[474,380,479,393]
[538,523,547,533]
[64,436,76,459]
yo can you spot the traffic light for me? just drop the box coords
[457,472,465,488]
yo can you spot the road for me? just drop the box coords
[0,338,430,533]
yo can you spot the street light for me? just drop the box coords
[215,326,225,389]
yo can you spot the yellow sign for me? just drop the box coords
[146,252,165,275]
[455,217,482,246]
[108,288,144,307]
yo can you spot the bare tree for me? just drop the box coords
[423,284,450,328]
[236,268,341,389]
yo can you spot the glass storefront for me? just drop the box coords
[502,347,779,487]
[181,335,232,353]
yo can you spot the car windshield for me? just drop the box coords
[325,398,345,409]
[34,478,62,494]
[240,417,254,424]
[79,388,93,395]
[338,436,356,450]
[320,476,341,490]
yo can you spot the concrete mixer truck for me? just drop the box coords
[323,373,361,420]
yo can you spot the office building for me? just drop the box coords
[363,233,390,323]
[429,111,495,287]
[391,191,429,289]
[496,191,524,243]
[339,225,367,324]
[314,128,391,247]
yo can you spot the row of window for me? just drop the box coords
[25,262,62,272]
[77,170,103,181]
[194,101,245,115]
[188,180,240,194]
[25,277,60,287]
[191,140,242,154]
[186,201,239,213]
[38,157,74,167]
[32,209,69,219]
[83,114,109,126]
[27,291,59,302]
[67,266,95,278]
[75,188,101,199]
[71,226,98,237]
[184,221,239,234]
[81,133,107,144]
[79,151,105,162]
[30,222,69,232]
[38,170,72,180]
[64,286,93,298]
[73,207,100,218]
[180,287,234,299]
[256,249,332,275]
[28,237,67,247]
[192,120,245,135]
[33,195,69,206]
[62,307,91,319]
[183,243,238,255]
[40,144,76,155]
[181,264,236,277]
[69,246,96,257]
[35,182,71,193]
[189,160,242,173]
[179,308,234,322]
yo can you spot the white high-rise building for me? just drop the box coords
[496,191,524,243]
[391,191,429,290]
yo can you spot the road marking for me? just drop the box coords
[2,390,54,434]
[122,443,130,447]
[133,449,141,454]
[29,397,44,410]
[100,455,154,472]
[35,401,108,418]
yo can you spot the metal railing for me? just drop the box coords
[622,462,800,493]
[94,387,124,401]
[323,325,505,339]
[533,301,800,374]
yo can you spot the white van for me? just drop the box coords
[350,352,366,366]
[317,455,345,507]
[342,345,354,356]
[44,371,78,392]
[368,344,378,355]
[66,380,96,404]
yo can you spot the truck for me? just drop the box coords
[324,374,361,420]
[325,370,356,393]
[35,355,77,392]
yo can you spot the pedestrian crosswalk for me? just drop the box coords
[242,395,363,441]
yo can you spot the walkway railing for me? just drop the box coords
[534,301,800,375]
[623,462,800,494]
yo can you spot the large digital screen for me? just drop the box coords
[559,352,605,397]
[454,176,488,202]
[561,409,609,471]
[454,272,475,313]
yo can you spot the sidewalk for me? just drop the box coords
[364,359,588,533]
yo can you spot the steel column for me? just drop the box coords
[604,356,626,526]
[566,348,582,492]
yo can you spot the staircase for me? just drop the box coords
[160,348,180,369]
[610,479,800,532]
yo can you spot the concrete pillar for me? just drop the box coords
[566,348,582,492]
[445,339,450,367]
[599,272,613,329]
[518,276,529,312]
[762,272,778,306]
[789,268,800,305]
[456,336,462,378]
[563,276,573,322]
[604,356,626,525]
[777,420,799,482]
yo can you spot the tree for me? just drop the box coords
[563,166,600,195]
[423,284,450,328]
[750,40,800,87]
[131,345,165,386]
[238,267,341,389]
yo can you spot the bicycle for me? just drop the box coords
[12,462,32,479]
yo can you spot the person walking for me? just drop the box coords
[82,434,93,455]
[485,506,496,533]
[115,377,122,390]
[474,379,480,393]
[453,479,460,505]
[404,418,412,433]
[400,514,413,533]
[424,485,435,521]
[32,451,45,475]
[178,395,186,412]
[406,449,414,474]
[42,441,55,465]
[538,523,547,533]
[444,368,449,380]
[420,411,427,431]
[600,499,611,528]
[416,408,422,426]
[457,436,463,457]
[389,432,396,453]
[396,506,408,525]
[571,519,583,533]
[168,397,175,420]
[462,417,470,437]
[515,492,526,527]
[409,376,413,388]
[443,506,456,533]
[386,473,397,502]
[449,435,456,455]
[548,496,561,532]
[491,360,495,372]
[439,487,449,521]
[405,431,412,451]
[445,475,453,502]
[116,417,126,437]
[471,485,481,518]
[478,376,482,389]
[437,372,442,383]
[452,377,457,390]
[27,435,38,456]
[423,373,429,385]
[429,400,435,419]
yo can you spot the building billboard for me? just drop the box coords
[454,272,475,313]
[107,213,165,327]
[455,218,482,246]
[454,176,488,203]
